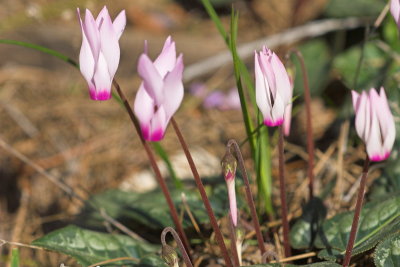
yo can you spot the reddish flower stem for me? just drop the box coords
[228,215,240,267]
[171,117,233,267]
[227,139,266,255]
[112,80,191,259]
[290,49,315,200]
[278,125,291,257]
[342,155,370,267]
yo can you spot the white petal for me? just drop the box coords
[149,106,168,141]
[92,52,112,99]
[98,8,120,78]
[137,54,164,105]
[162,54,184,119]
[78,23,95,84]
[271,53,291,105]
[255,52,272,121]
[134,85,154,128]
[154,36,177,78]
[113,10,126,39]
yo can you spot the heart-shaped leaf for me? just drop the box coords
[374,233,400,267]
[242,262,341,267]
[314,196,400,260]
[290,197,327,249]
[32,225,164,267]
[76,183,242,233]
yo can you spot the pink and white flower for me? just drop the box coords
[390,0,400,29]
[77,6,126,100]
[255,46,292,127]
[352,87,396,161]
[134,36,184,142]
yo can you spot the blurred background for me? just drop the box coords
[0,0,397,265]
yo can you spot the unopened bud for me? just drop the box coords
[221,150,237,182]
[222,149,238,226]
[162,245,179,267]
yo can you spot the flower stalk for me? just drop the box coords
[112,80,191,259]
[171,117,233,267]
[342,155,370,267]
[228,214,240,267]
[226,139,266,255]
[288,49,315,199]
[278,126,291,257]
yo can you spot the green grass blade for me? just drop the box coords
[11,248,19,267]
[201,1,274,215]
[229,10,256,153]
[200,0,229,43]
[0,39,78,67]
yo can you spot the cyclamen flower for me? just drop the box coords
[390,0,400,29]
[134,37,184,142]
[77,7,126,100]
[255,46,292,127]
[352,87,396,162]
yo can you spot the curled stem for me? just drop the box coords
[161,227,193,267]
[171,117,233,267]
[278,126,291,257]
[342,155,370,267]
[227,139,266,255]
[287,49,315,200]
[112,80,191,259]
[262,250,279,264]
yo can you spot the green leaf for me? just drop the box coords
[77,183,242,232]
[333,41,392,90]
[292,40,331,96]
[324,0,385,18]
[242,262,341,267]
[314,196,400,260]
[32,225,162,267]
[374,233,400,267]
[290,197,327,249]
